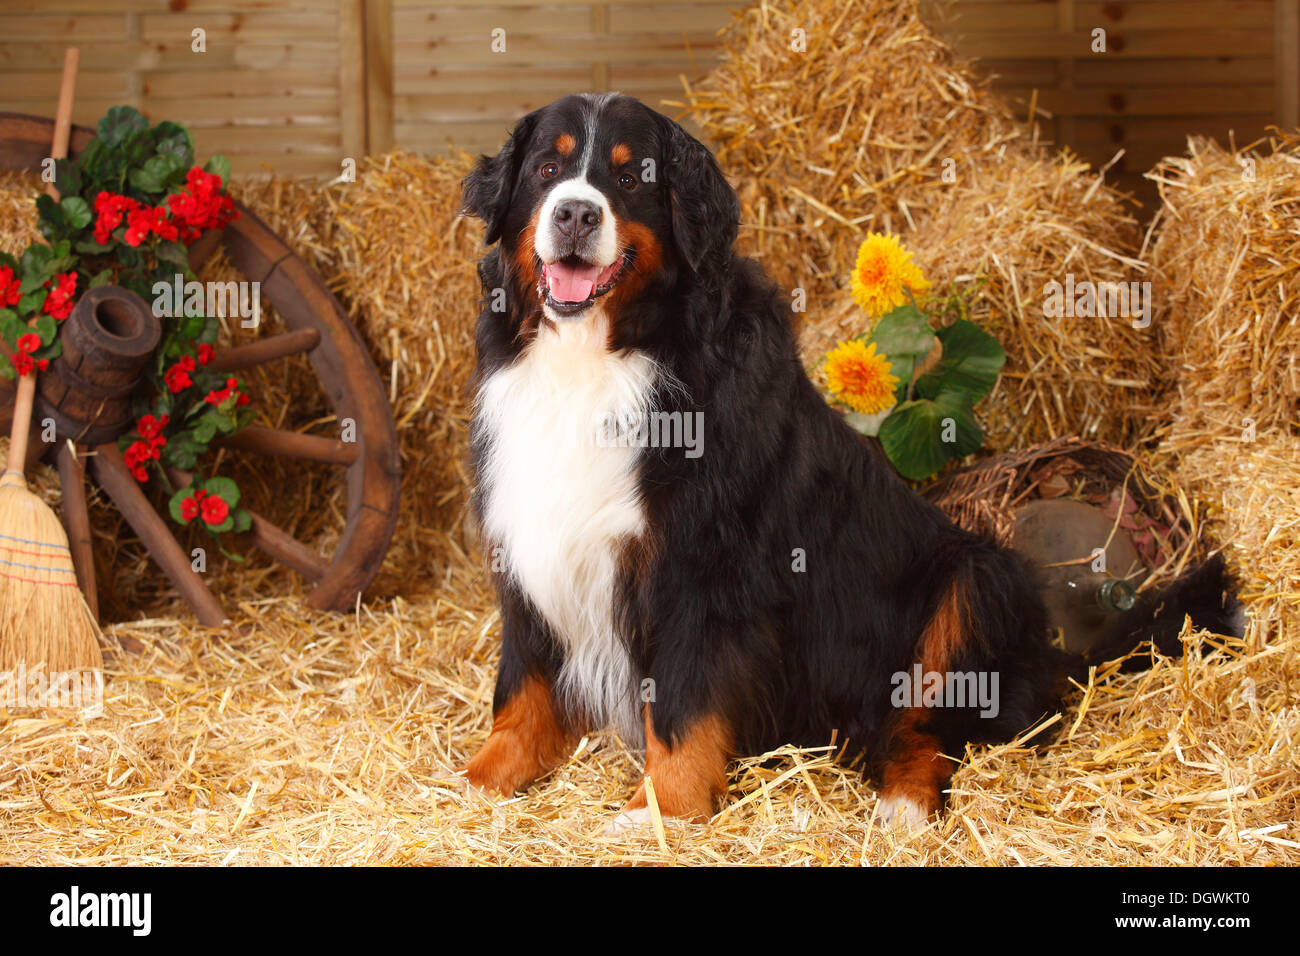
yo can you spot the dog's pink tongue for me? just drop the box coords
[546,261,600,302]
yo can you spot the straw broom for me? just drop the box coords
[0,47,102,675]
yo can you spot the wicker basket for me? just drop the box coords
[922,437,1208,591]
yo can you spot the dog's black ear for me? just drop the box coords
[659,113,739,273]
[463,110,539,245]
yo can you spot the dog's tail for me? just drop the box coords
[1071,553,1243,676]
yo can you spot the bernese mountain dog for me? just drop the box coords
[459,93,1238,827]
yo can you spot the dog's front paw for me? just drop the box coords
[605,806,654,835]
[877,792,936,829]
[462,742,525,797]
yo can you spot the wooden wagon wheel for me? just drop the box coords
[0,112,401,626]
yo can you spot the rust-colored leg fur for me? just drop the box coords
[878,579,968,823]
[622,705,731,822]
[879,715,951,821]
[464,674,576,795]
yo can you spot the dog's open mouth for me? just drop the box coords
[538,252,631,316]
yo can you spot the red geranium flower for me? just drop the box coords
[9,352,33,377]
[137,413,169,440]
[179,494,200,523]
[124,205,178,247]
[123,439,154,482]
[43,272,77,320]
[196,343,215,366]
[166,166,238,244]
[205,376,245,407]
[163,356,196,393]
[92,191,141,245]
[200,495,229,526]
[0,265,21,307]
[15,332,41,354]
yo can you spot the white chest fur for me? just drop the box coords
[475,310,657,744]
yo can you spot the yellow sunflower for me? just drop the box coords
[850,233,931,318]
[824,339,900,416]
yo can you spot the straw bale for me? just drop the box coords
[678,0,1157,449]
[1146,132,1300,446]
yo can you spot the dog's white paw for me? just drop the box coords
[877,794,931,829]
[606,806,653,835]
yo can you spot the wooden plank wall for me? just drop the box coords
[0,0,1293,191]
[0,0,734,178]
[387,1,734,157]
[920,0,1294,202]
[0,0,363,179]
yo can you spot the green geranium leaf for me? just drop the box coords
[16,274,42,295]
[878,391,983,482]
[76,138,104,176]
[212,409,240,434]
[156,240,191,270]
[122,129,157,169]
[192,417,218,444]
[162,433,200,470]
[198,316,219,345]
[168,487,194,525]
[35,194,63,237]
[203,475,240,508]
[176,313,206,343]
[61,196,92,231]
[205,516,235,535]
[230,508,251,534]
[914,319,1006,403]
[203,154,231,185]
[0,316,23,348]
[88,268,113,288]
[75,239,114,255]
[34,314,57,345]
[53,158,82,199]
[153,121,194,166]
[128,166,163,194]
[20,243,52,275]
[98,106,150,147]
[17,290,45,314]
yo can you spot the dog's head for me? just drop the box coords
[463,93,739,327]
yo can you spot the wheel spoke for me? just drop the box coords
[248,511,331,581]
[90,444,227,627]
[207,328,321,373]
[221,425,359,465]
[55,441,97,620]
[168,467,331,582]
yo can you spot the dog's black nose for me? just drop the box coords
[552,198,601,240]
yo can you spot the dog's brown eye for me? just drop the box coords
[618,172,637,191]
[540,162,560,179]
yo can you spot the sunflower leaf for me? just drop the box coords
[914,319,1005,403]
[877,391,982,481]
[867,306,933,399]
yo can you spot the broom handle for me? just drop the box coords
[47,48,79,200]
[4,48,79,477]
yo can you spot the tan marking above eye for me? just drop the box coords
[610,143,632,167]
[555,133,576,156]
